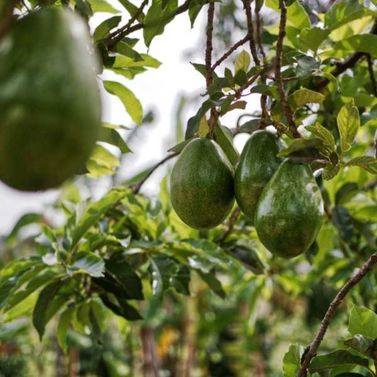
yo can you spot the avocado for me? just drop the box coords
[234,130,280,222]
[0,8,101,191]
[255,159,323,258]
[170,138,235,229]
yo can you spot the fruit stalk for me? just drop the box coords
[297,252,377,377]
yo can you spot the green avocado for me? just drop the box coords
[170,138,235,229]
[234,130,280,222]
[255,159,323,258]
[0,8,101,191]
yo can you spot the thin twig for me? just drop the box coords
[255,4,266,62]
[105,0,194,47]
[132,153,179,194]
[107,0,149,49]
[234,71,262,98]
[210,34,250,72]
[366,54,377,97]
[218,207,241,244]
[242,0,260,65]
[297,252,377,377]
[275,0,300,138]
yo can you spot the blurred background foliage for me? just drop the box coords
[0,0,377,376]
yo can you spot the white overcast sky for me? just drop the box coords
[0,1,256,234]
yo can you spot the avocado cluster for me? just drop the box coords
[0,8,101,191]
[170,131,324,258]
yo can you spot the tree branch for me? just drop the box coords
[275,0,300,138]
[217,207,241,244]
[107,0,149,49]
[132,152,179,194]
[0,0,17,41]
[105,0,194,48]
[210,34,250,72]
[242,0,260,65]
[297,252,377,377]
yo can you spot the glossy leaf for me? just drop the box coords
[337,102,360,152]
[288,88,324,110]
[283,344,303,377]
[349,305,377,339]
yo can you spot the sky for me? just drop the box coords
[0,1,254,234]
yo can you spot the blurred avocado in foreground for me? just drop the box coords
[255,159,323,258]
[0,8,101,191]
[170,138,235,229]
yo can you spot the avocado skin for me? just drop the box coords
[235,130,280,222]
[0,8,101,191]
[255,159,323,258]
[170,138,235,229]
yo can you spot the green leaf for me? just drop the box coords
[71,188,129,247]
[295,56,321,78]
[32,279,65,340]
[288,88,325,110]
[143,0,178,46]
[100,295,142,320]
[188,0,207,27]
[57,307,75,352]
[346,156,377,174]
[87,144,119,177]
[197,271,225,299]
[309,350,369,373]
[99,124,132,154]
[214,125,239,167]
[337,101,360,152]
[104,81,143,125]
[113,53,161,69]
[283,344,304,377]
[114,41,143,62]
[334,34,377,58]
[118,0,145,21]
[191,62,207,78]
[324,1,375,31]
[266,0,310,29]
[306,123,336,155]
[93,15,121,42]
[87,0,118,13]
[277,138,323,158]
[344,334,376,360]
[5,213,42,242]
[234,50,250,74]
[349,306,377,339]
[69,252,105,277]
[105,255,144,300]
[299,27,328,52]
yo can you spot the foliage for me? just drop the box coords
[0,0,376,376]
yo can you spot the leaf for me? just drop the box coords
[214,125,239,167]
[188,0,207,27]
[113,53,161,69]
[266,0,310,29]
[105,255,144,300]
[32,279,65,340]
[71,188,129,247]
[88,0,118,13]
[228,242,265,275]
[87,144,119,177]
[100,294,142,320]
[346,156,377,174]
[104,81,143,125]
[337,101,360,152]
[5,213,42,242]
[295,56,321,78]
[93,15,121,42]
[234,50,250,74]
[69,252,105,278]
[99,124,132,154]
[283,344,304,377]
[237,118,261,133]
[288,89,325,110]
[143,0,178,46]
[191,62,207,78]
[344,334,376,360]
[114,41,143,62]
[277,138,323,158]
[168,139,192,153]
[197,271,225,299]
[306,123,336,156]
[334,34,377,58]
[299,27,328,52]
[198,117,209,137]
[332,206,354,243]
[335,182,359,205]
[118,0,145,21]
[57,307,75,352]
[309,350,369,373]
[323,163,340,180]
[349,306,377,339]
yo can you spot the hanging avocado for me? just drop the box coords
[234,130,281,222]
[170,138,235,229]
[0,8,101,191]
[255,159,323,258]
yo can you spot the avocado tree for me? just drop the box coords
[0,0,376,376]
